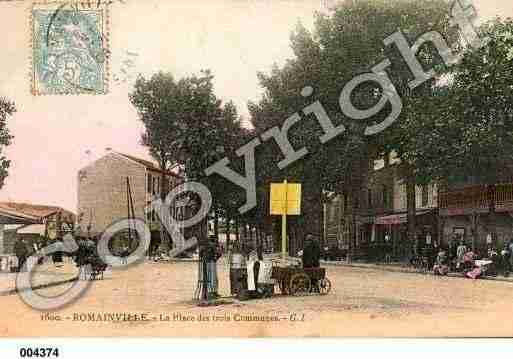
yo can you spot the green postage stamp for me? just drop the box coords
[31,1,110,95]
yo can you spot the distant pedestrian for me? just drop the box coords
[384,234,392,264]
[433,249,449,276]
[509,239,513,270]
[502,239,512,277]
[14,238,28,272]
[456,240,467,271]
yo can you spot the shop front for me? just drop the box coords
[368,209,438,261]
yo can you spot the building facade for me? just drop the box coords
[326,153,513,260]
[0,202,75,268]
[439,183,513,254]
[325,153,438,260]
[77,152,182,236]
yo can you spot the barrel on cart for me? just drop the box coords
[271,266,332,296]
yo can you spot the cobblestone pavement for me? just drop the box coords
[1,258,512,337]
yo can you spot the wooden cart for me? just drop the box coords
[271,265,332,296]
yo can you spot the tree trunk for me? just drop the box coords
[471,213,478,252]
[243,223,248,242]
[159,171,171,250]
[406,166,417,246]
[213,207,219,239]
[255,226,260,254]
[235,218,240,242]
[303,187,323,239]
[273,219,280,254]
[225,218,231,251]
[346,148,369,263]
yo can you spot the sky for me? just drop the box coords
[0,0,511,212]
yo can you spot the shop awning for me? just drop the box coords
[375,209,433,225]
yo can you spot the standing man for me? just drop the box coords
[302,234,320,292]
[205,235,221,298]
[502,238,513,277]
[302,233,321,268]
[509,239,513,275]
[456,240,467,271]
[14,238,28,272]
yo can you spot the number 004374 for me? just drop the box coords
[19,348,59,358]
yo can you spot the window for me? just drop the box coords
[367,189,372,208]
[422,185,429,207]
[147,173,153,194]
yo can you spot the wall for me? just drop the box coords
[77,153,147,234]
[2,230,16,254]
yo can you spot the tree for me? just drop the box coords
[130,71,247,248]
[0,97,14,189]
[395,18,513,185]
[129,71,219,248]
[375,17,513,251]
[250,0,455,254]
[130,71,221,175]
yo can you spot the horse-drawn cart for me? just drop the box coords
[271,265,332,296]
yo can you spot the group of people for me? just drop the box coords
[13,238,64,272]
[199,233,322,301]
[433,237,513,278]
[486,239,513,277]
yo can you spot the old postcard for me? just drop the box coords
[1,0,513,342]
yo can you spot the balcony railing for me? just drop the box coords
[494,183,513,212]
[438,185,491,215]
[438,183,513,215]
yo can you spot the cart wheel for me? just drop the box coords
[289,273,311,296]
[319,278,332,295]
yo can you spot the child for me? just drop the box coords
[433,250,449,276]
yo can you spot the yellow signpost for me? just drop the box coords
[270,180,301,258]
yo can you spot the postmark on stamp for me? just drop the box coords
[31,2,110,95]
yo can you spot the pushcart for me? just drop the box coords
[271,265,332,296]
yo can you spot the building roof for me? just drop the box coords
[113,152,182,178]
[17,224,46,235]
[0,202,75,224]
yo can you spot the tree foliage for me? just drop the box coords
[249,0,455,244]
[396,18,513,186]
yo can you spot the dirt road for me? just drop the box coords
[1,260,512,337]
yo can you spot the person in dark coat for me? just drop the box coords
[14,238,29,272]
[302,234,320,268]
[200,236,220,298]
[302,234,321,293]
